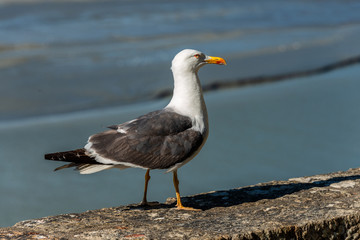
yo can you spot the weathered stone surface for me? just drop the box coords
[2,168,360,239]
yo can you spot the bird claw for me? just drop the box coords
[176,205,202,211]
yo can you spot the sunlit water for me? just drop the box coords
[1,0,360,120]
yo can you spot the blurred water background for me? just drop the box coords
[1,0,360,227]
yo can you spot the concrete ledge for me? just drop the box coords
[1,168,360,239]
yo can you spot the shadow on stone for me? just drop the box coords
[126,202,173,211]
[178,174,360,210]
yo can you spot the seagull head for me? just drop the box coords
[171,49,227,73]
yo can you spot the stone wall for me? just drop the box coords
[1,168,360,239]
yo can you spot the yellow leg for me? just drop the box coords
[172,170,200,211]
[140,169,151,205]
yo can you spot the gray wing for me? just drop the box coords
[86,109,204,169]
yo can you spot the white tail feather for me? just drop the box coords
[79,164,114,174]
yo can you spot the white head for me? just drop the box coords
[171,49,226,73]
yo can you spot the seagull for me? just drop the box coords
[45,49,226,210]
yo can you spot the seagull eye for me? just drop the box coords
[194,54,200,59]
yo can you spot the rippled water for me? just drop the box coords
[1,0,360,120]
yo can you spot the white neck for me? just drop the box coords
[166,66,208,134]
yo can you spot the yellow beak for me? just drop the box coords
[205,56,227,65]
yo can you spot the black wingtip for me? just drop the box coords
[44,153,54,160]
